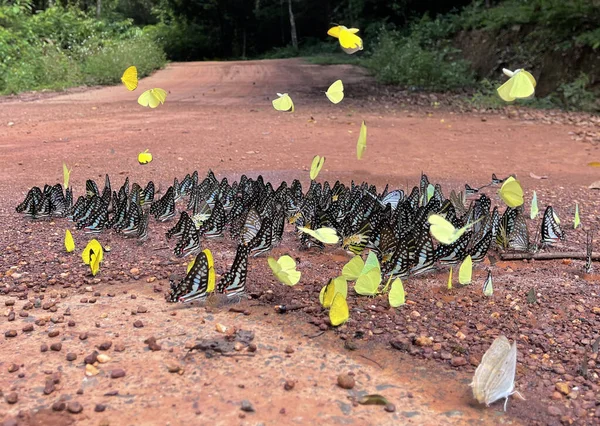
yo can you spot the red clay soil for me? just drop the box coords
[1,59,600,425]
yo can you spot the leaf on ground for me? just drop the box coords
[357,394,390,406]
[529,172,548,180]
[587,162,600,167]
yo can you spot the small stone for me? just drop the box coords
[410,310,421,319]
[556,382,570,395]
[41,343,49,352]
[133,320,144,328]
[114,343,126,352]
[5,392,18,404]
[79,332,88,341]
[166,363,182,374]
[48,330,59,338]
[5,330,17,338]
[95,404,106,412]
[97,354,111,363]
[67,402,83,414]
[451,357,467,367]
[66,353,77,361]
[414,336,433,347]
[548,405,562,416]
[240,400,255,412]
[84,351,98,365]
[130,268,140,275]
[144,336,161,351]
[384,403,396,413]
[98,341,112,351]
[85,364,99,376]
[50,342,62,351]
[215,323,228,333]
[110,368,126,379]
[52,401,66,411]
[551,391,563,400]
[137,306,148,313]
[248,343,257,353]
[22,324,33,332]
[337,373,355,389]
[234,342,244,351]
[44,379,56,395]
[8,311,15,321]
[68,320,75,327]
[8,363,19,373]
[284,380,295,391]
[284,346,294,354]
[5,299,15,306]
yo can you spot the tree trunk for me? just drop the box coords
[242,28,247,58]
[96,0,101,18]
[287,0,298,50]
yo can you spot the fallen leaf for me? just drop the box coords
[357,394,390,406]
[215,323,228,333]
[587,162,600,167]
[529,172,548,180]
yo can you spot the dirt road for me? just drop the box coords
[1,59,599,425]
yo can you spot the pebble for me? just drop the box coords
[384,403,396,413]
[67,402,83,414]
[8,363,19,373]
[451,357,467,367]
[137,306,148,313]
[240,400,255,412]
[247,343,257,353]
[50,342,62,351]
[66,353,77,361]
[133,320,144,328]
[548,405,562,416]
[84,351,99,365]
[22,324,33,332]
[85,364,100,376]
[414,336,433,347]
[98,341,112,351]
[5,330,17,338]
[95,404,106,412]
[52,401,66,411]
[114,343,126,352]
[284,380,295,391]
[48,330,60,338]
[79,332,88,340]
[5,299,15,306]
[5,392,18,404]
[44,379,56,395]
[8,311,15,321]
[284,346,294,354]
[97,354,111,363]
[110,368,126,379]
[68,320,75,327]
[337,373,356,389]
[41,343,49,352]
[556,382,570,395]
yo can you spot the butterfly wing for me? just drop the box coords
[329,292,349,326]
[338,28,363,50]
[63,163,71,189]
[458,255,473,285]
[272,93,294,112]
[341,255,364,281]
[354,267,381,296]
[138,88,167,108]
[388,278,405,307]
[509,71,535,99]
[497,78,516,102]
[530,191,539,219]
[326,80,344,104]
[310,155,325,180]
[483,340,517,406]
[65,229,75,253]
[499,177,524,208]
[483,271,493,296]
[327,25,342,39]
[356,121,367,159]
[471,336,513,404]
[121,66,138,91]
[138,149,153,164]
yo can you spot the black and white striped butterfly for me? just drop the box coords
[217,244,250,300]
[585,231,593,274]
[167,250,214,303]
[540,206,564,245]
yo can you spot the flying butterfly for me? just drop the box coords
[138,149,153,165]
[471,335,523,411]
[327,25,363,54]
[325,80,344,104]
[497,68,536,102]
[298,226,339,244]
[272,93,294,112]
[138,88,167,108]
[428,214,479,245]
[499,177,524,208]
[121,66,138,91]
[356,121,367,160]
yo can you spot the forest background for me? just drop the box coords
[0,0,598,111]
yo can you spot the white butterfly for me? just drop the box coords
[470,335,525,410]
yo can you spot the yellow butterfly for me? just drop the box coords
[356,120,367,160]
[327,25,363,54]
[121,66,138,91]
[186,249,216,292]
[329,292,349,326]
[530,191,539,220]
[64,229,75,253]
[268,255,301,286]
[82,239,103,265]
[138,149,153,165]
[342,251,381,296]
[298,226,339,244]
[138,88,167,108]
[498,176,524,208]
[310,155,325,180]
[62,163,72,189]
[447,266,453,289]
[325,80,344,104]
[497,68,536,102]
[272,93,294,112]
[428,214,481,245]
[388,278,405,307]
[319,276,348,308]
[89,248,101,276]
[459,255,473,285]
[574,203,581,229]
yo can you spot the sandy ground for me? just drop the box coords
[1,59,600,425]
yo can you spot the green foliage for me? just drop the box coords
[368,29,475,91]
[554,73,598,112]
[0,5,165,94]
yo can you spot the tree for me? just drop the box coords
[287,0,297,49]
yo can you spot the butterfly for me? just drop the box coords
[465,184,479,197]
[89,248,101,276]
[530,191,539,219]
[329,292,349,326]
[356,121,367,160]
[459,255,473,285]
[410,231,436,276]
[541,206,564,245]
[342,251,381,296]
[497,68,536,102]
[310,155,325,180]
[167,249,215,303]
[342,222,371,255]
[499,177,524,208]
[585,231,593,274]
[319,276,348,308]
[138,88,167,108]
[574,203,581,229]
[483,270,493,297]
[82,239,103,265]
[138,149,152,165]
[64,229,75,253]
[388,278,405,307]
[121,66,138,91]
[428,214,478,245]
[325,80,344,104]
[327,25,363,54]
[63,163,72,189]
[298,226,339,244]
[268,255,301,286]
[272,93,294,112]
[447,266,453,289]
[217,244,250,300]
[471,335,523,411]
[491,173,507,185]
